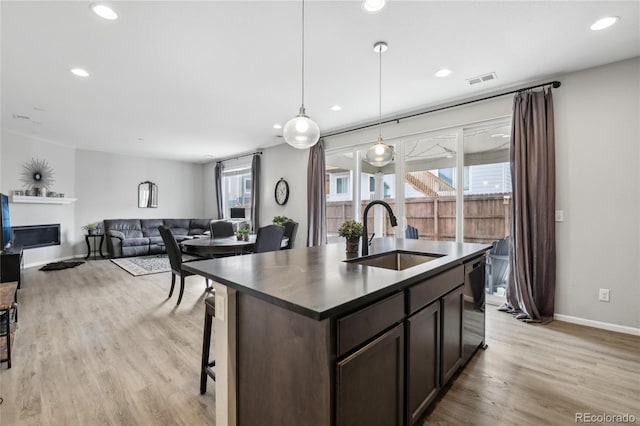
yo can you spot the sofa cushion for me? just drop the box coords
[164,219,190,236]
[122,237,150,247]
[149,236,164,245]
[189,219,211,235]
[141,219,164,237]
[108,230,126,240]
[104,219,144,239]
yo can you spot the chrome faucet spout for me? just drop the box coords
[361,200,398,256]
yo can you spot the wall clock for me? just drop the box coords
[275,178,289,205]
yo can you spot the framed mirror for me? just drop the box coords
[138,181,158,208]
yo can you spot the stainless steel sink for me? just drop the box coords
[345,250,445,271]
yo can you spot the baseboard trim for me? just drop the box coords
[554,313,640,336]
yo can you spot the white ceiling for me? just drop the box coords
[2,1,639,163]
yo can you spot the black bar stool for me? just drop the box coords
[200,296,216,394]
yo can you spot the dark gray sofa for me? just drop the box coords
[104,218,212,258]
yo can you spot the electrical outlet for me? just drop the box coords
[598,288,610,302]
[555,210,564,222]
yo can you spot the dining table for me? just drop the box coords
[180,235,288,258]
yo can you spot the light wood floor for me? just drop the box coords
[1,259,639,425]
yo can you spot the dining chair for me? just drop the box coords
[159,225,211,305]
[253,225,285,253]
[282,221,298,250]
[405,225,419,239]
[486,236,510,295]
[210,221,235,238]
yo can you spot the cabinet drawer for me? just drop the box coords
[337,292,404,357]
[408,265,464,314]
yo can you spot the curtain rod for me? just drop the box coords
[216,151,262,164]
[322,80,561,139]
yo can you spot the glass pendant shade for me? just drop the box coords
[366,137,394,167]
[284,0,320,150]
[283,106,320,149]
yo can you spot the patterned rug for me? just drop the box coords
[110,254,198,276]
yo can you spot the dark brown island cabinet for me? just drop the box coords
[183,238,490,426]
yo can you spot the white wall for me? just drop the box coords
[554,57,639,331]
[260,144,309,249]
[75,149,205,256]
[0,130,77,266]
[0,131,206,266]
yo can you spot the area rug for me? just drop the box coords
[39,261,85,271]
[110,254,198,277]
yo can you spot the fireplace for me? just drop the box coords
[12,224,61,249]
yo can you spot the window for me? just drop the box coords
[325,118,512,300]
[222,166,252,219]
[336,176,349,194]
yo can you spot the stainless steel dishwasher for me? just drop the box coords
[462,255,487,364]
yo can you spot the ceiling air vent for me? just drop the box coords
[466,72,498,85]
[12,113,31,120]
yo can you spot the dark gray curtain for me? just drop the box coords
[250,154,261,232]
[215,162,223,219]
[502,88,556,323]
[307,138,327,246]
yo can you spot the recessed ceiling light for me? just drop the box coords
[330,105,342,111]
[502,135,510,139]
[362,0,386,13]
[590,16,619,31]
[70,68,90,77]
[435,69,452,78]
[491,133,504,138]
[91,4,118,20]
[273,124,282,129]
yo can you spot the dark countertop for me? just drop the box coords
[183,238,491,320]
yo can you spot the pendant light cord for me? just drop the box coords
[378,44,382,140]
[301,0,305,108]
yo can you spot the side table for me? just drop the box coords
[0,281,18,369]
[85,233,105,260]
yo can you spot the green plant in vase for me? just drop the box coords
[239,228,250,241]
[82,222,99,235]
[273,215,291,226]
[338,220,364,254]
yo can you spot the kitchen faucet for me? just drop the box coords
[362,200,398,256]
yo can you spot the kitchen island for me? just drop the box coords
[184,238,490,426]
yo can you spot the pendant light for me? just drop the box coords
[366,41,394,167]
[283,0,320,149]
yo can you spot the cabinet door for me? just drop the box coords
[407,301,440,425]
[0,249,22,284]
[441,285,464,385]
[336,324,404,426]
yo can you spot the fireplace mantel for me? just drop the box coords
[10,195,77,205]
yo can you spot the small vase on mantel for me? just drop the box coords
[345,237,360,255]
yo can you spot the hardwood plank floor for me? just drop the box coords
[0,259,216,426]
[1,259,639,425]
[424,304,640,425]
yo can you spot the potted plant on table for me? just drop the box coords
[239,228,250,241]
[273,215,291,226]
[338,220,364,254]
[82,222,100,235]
